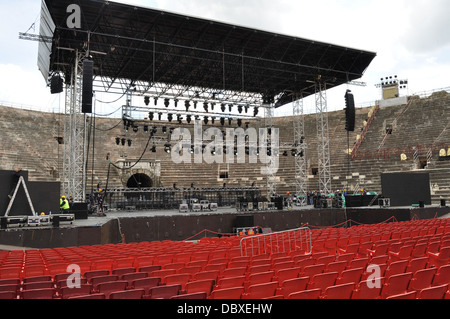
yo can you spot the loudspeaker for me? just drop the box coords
[52,215,60,228]
[50,74,64,94]
[345,90,356,132]
[0,217,7,230]
[82,59,94,114]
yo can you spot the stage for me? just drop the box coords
[0,205,449,250]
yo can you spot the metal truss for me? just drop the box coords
[62,50,87,201]
[293,95,308,205]
[315,81,332,195]
[264,101,277,198]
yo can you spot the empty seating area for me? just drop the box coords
[0,218,449,299]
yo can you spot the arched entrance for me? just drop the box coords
[127,173,153,188]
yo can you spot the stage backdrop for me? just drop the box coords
[0,170,60,216]
[381,172,431,207]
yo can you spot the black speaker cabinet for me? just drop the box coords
[52,215,60,228]
[50,74,64,94]
[345,90,356,132]
[82,60,94,114]
[71,202,88,220]
[235,215,254,228]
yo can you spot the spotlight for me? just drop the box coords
[221,104,226,112]
[115,137,120,145]
[190,146,194,154]
[228,118,232,125]
[164,143,172,154]
[149,112,154,121]
[167,113,173,122]
[152,126,158,134]
[228,104,233,112]
[211,147,216,155]
[237,119,242,127]
[211,117,215,124]
[174,99,179,107]
[154,97,158,106]
[283,151,288,157]
[203,102,209,113]
[186,115,192,124]
[238,105,243,114]
[162,126,167,134]
[151,145,156,153]
[177,114,183,124]
[291,149,298,157]
[143,125,149,133]
[144,96,150,106]
[244,105,249,113]
[254,107,259,117]
[133,126,139,133]
[220,118,225,126]
[185,100,190,112]
[193,101,198,109]
[211,103,215,111]
[204,116,209,125]
[121,138,126,146]
[158,113,163,121]
[164,98,170,108]
[127,139,132,147]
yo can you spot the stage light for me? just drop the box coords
[204,116,209,125]
[162,126,167,134]
[121,138,126,146]
[186,115,192,124]
[228,118,232,125]
[245,105,249,113]
[291,149,298,157]
[211,117,216,124]
[237,119,242,127]
[234,147,238,156]
[211,103,215,111]
[168,113,173,122]
[127,139,132,147]
[203,102,209,112]
[190,146,195,154]
[144,96,150,106]
[223,146,228,154]
[221,104,226,112]
[164,143,172,154]
[177,114,183,124]
[151,145,156,153]
[158,113,163,121]
[220,118,225,126]
[283,151,288,157]
[149,112,154,121]
[143,125,149,133]
[174,99,179,107]
[185,100,190,112]
[193,101,198,109]
[154,97,158,106]
[238,105,243,114]
[133,126,139,133]
[164,98,170,108]
[211,147,216,155]
[228,104,233,112]
[116,137,120,145]
[254,107,259,117]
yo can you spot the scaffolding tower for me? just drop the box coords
[293,95,308,205]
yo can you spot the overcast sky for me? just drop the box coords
[0,0,449,116]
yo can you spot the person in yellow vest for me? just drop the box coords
[60,195,70,214]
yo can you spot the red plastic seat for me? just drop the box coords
[288,288,321,299]
[386,291,416,299]
[95,281,128,298]
[112,267,136,277]
[172,292,207,300]
[336,268,364,285]
[381,272,413,299]
[242,281,279,299]
[406,257,429,274]
[209,287,244,299]
[147,284,181,299]
[431,265,450,286]
[408,268,437,292]
[21,288,55,299]
[185,279,215,296]
[164,274,191,290]
[325,261,347,274]
[60,284,93,299]
[110,289,145,299]
[411,243,428,258]
[302,264,325,277]
[221,267,247,278]
[0,291,17,300]
[84,270,110,281]
[384,260,408,278]
[428,246,450,268]
[245,271,274,289]
[388,245,414,262]
[352,278,385,299]
[273,267,300,284]
[130,277,160,294]
[417,284,449,299]
[322,283,355,299]
[69,293,105,300]
[90,275,119,286]
[307,272,339,293]
[192,270,220,283]
[22,281,55,291]
[276,277,309,298]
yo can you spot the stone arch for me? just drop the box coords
[126,173,153,188]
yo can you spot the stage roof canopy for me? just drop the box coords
[39,0,376,107]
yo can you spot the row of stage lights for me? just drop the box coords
[116,137,304,158]
[144,96,260,117]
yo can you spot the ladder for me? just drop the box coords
[5,176,36,217]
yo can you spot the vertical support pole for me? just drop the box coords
[264,100,277,198]
[315,79,332,195]
[293,94,308,206]
[62,50,87,202]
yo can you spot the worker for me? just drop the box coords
[60,195,70,214]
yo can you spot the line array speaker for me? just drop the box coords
[82,59,94,114]
[345,90,356,132]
